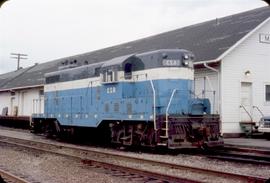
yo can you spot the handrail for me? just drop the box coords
[239,105,253,122]
[32,98,44,114]
[165,89,177,137]
[150,80,157,131]
[118,73,147,81]
[252,106,264,117]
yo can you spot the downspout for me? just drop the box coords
[203,62,221,132]
[203,62,220,114]
[203,62,219,73]
[150,80,157,131]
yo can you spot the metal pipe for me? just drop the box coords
[203,76,206,98]
[203,62,220,114]
[203,62,219,72]
[252,106,264,117]
[240,105,253,122]
[165,89,177,137]
[150,80,157,131]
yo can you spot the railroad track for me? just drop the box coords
[206,146,270,165]
[0,135,267,183]
[0,168,30,183]
[223,145,270,155]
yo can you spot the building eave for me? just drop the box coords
[0,84,44,92]
[194,59,220,65]
[194,59,221,69]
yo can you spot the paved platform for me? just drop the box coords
[0,127,42,141]
[225,138,270,150]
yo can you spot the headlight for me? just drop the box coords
[183,54,189,60]
[183,60,189,66]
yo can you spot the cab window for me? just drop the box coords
[124,63,132,79]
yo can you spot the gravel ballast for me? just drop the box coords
[0,144,131,183]
[0,127,269,182]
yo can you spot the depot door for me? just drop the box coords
[10,97,15,115]
[240,82,252,122]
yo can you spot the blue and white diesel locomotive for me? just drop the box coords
[31,49,223,149]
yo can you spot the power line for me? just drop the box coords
[10,53,28,70]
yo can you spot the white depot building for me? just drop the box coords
[0,7,270,136]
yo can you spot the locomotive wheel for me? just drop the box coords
[44,122,55,138]
[117,129,125,144]
[110,122,125,144]
[142,127,156,147]
[43,120,62,139]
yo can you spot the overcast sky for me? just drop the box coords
[0,0,267,74]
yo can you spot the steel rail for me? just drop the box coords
[0,135,267,183]
[207,155,270,166]
[81,159,200,183]
[0,168,30,183]
[207,146,270,165]
[223,145,270,155]
[0,138,198,183]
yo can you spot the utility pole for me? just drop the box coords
[0,0,9,8]
[10,53,28,70]
[262,0,270,6]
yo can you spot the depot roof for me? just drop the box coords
[1,6,270,91]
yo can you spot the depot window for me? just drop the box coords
[266,85,270,102]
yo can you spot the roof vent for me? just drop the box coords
[58,59,79,70]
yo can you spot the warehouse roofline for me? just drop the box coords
[0,84,43,92]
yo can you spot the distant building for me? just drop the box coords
[0,6,270,136]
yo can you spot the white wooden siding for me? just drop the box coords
[194,68,220,114]
[0,88,44,116]
[0,92,12,115]
[221,19,270,134]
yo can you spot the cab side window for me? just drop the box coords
[124,63,132,79]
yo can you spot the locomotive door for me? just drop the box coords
[22,91,32,115]
[240,82,252,122]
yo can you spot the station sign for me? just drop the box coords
[259,33,270,44]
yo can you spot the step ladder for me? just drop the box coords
[157,120,169,146]
[158,89,177,146]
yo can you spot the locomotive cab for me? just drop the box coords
[100,55,145,83]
